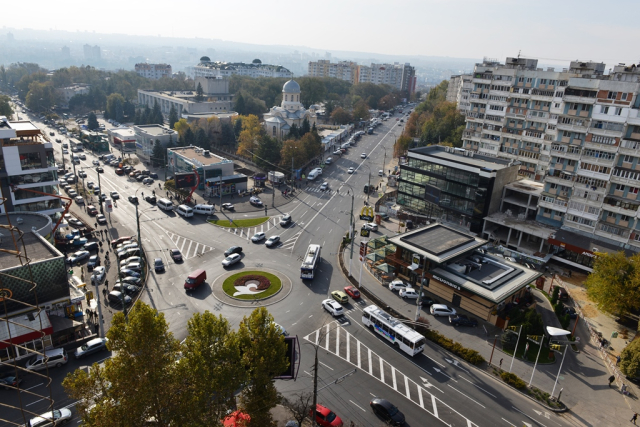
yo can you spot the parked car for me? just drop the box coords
[322,299,344,317]
[0,375,22,390]
[363,222,378,231]
[369,398,405,426]
[388,280,408,292]
[430,304,457,317]
[119,268,141,278]
[128,195,138,204]
[96,214,107,225]
[113,282,141,295]
[87,255,100,270]
[120,276,142,286]
[347,167,355,174]
[92,266,106,282]
[343,285,360,299]
[87,205,98,216]
[449,314,478,327]
[67,250,90,265]
[108,290,132,306]
[145,195,157,204]
[399,288,419,299]
[74,338,108,359]
[27,409,73,427]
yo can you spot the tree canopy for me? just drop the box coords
[585,251,640,318]
[0,95,14,118]
[87,112,99,131]
[63,303,288,427]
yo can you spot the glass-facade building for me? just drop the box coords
[397,146,519,233]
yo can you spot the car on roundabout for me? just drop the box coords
[224,246,243,256]
[170,248,183,262]
[249,196,263,207]
[110,191,120,199]
[280,214,292,227]
[361,153,367,159]
[74,337,108,359]
[222,253,242,267]
[347,167,355,174]
[331,290,348,304]
[221,203,234,210]
[310,403,343,427]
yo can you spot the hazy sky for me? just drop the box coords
[4,0,639,63]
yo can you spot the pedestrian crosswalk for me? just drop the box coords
[163,231,214,259]
[305,185,381,199]
[304,323,478,427]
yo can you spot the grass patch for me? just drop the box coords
[209,217,269,228]
[222,271,282,300]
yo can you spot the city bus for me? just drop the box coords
[300,244,321,279]
[362,305,426,357]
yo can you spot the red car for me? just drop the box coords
[87,205,98,216]
[115,168,124,176]
[344,285,360,299]
[310,404,343,427]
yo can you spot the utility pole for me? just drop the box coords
[414,257,429,323]
[367,171,371,202]
[312,345,319,427]
[96,167,104,215]
[348,193,355,277]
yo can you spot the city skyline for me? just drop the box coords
[3,0,639,65]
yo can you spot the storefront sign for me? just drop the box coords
[581,251,595,258]
[433,275,461,291]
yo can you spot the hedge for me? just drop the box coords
[500,371,527,389]
[422,329,485,365]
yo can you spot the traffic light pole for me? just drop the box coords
[529,335,546,387]
[509,325,523,373]
[551,345,568,399]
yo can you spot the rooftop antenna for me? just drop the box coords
[518,50,521,59]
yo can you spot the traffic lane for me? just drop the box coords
[339,313,570,427]
[2,351,111,425]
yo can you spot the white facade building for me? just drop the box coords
[57,85,90,109]
[191,58,292,79]
[135,63,172,80]
[307,60,358,84]
[262,80,318,140]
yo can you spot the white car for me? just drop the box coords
[265,235,281,248]
[28,409,72,427]
[363,222,378,231]
[399,288,419,299]
[92,160,100,166]
[322,299,344,317]
[320,182,329,191]
[388,280,408,292]
[78,170,87,178]
[86,181,94,189]
[92,266,106,282]
[251,232,266,242]
[222,253,242,267]
[430,304,457,317]
[361,153,367,159]
[250,196,263,206]
[347,167,355,174]
[313,167,323,175]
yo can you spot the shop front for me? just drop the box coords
[547,229,628,272]
[205,175,248,198]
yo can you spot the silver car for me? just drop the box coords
[222,253,242,267]
[74,337,108,359]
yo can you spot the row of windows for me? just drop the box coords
[406,158,481,186]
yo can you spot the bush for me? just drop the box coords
[554,302,564,317]
[500,371,527,389]
[551,286,559,306]
[422,329,485,365]
[560,313,571,329]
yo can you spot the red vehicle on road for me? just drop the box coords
[344,285,360,299]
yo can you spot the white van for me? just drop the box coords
[307,170,320,181]
[72,155,80,164]
[176,204,194,218]
[157,198,174,211]
[193,204,215,215]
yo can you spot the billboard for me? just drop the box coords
[175,172,198,189]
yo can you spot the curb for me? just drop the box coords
[210,268,293,308]
[335,241,569,413]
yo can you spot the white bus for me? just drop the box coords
[300,244,321,279]
[362,305,426,357]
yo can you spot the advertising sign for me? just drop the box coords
[175,172,197,189]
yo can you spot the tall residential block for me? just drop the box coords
[135,63,172,80]
[307,61,416,94]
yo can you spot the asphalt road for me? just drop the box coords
[3,109,573,426]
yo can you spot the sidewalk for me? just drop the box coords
[340,215,635,426]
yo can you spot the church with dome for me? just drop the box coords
[263,79,318,140]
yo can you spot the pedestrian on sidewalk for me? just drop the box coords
[617,355,621,366]
[499,358,503,369]
[632,413,638,424]
[609,375,616,387]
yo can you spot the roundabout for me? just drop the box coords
[211,268,292,307]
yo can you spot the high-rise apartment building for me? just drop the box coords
[306,61,416,94]
[447,74,472,116]
[455,57,640,262]
[83,44,101,60]
[135,63,172,80]
[307,60,359,84]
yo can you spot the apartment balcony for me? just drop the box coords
[505,111,526,120]
[472,77,492,85]
[556,121,590,133]
[521,130,546,144]
[463,131,482,142]
[570,193,605,208]
[580,155,615,167]
[545,172,575,186]
[538,198,568,213]
[563,94,597,104]
[619,140,640,156]
[595,222,631,243]
[626,108,640,126]
[576,168,611,182]
[628,131,640,141]
[610,173,640,187]
[602,196,640,217]
[499,151,520,160]
[583,140,619,153]
[551,149,581,161]
[566,109,592,118]
[589,126,624,139]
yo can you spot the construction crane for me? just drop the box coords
[9,185,73,235]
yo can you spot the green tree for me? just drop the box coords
[106,93,125,121]
[196,127,208,149]
[300,117,311,136]
[235,92,247,115]
[620,338,640,379]
[352,100,370,121]
[233,117,243,139]
[115,98,125,123]
[152,139,165,167]
[330,107,352,125]
[237,307,288,426]
[87,112,99,131]
[168,105,179,130]
[586,251,640,317]
[152,100,163,125]
[178,312,246,424]
[62,302,183,426]
[25,81,58,113]
[299,78,326,107]
[16,72,47,101]
[220,121,235,146]
[195,82,205,102]
[184,127,195,146]
[255,135,282,171]
[300,131,321,162]
[287,123,300,140]
[0,95,14,118]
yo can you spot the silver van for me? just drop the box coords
[193,204,215,215]
[25,348,68,371]
[176,205,194,218]
[157,198,174,211]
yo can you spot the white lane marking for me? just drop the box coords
[392,367,397,390]
[26,398,47,406]
[24,383,44,391]
[349,400,367,412]
[511,406,548,427]
[502,418,517,427]
[447,384,485,408]
[318,361,334,371]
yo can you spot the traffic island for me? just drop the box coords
[211,269,292,307]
